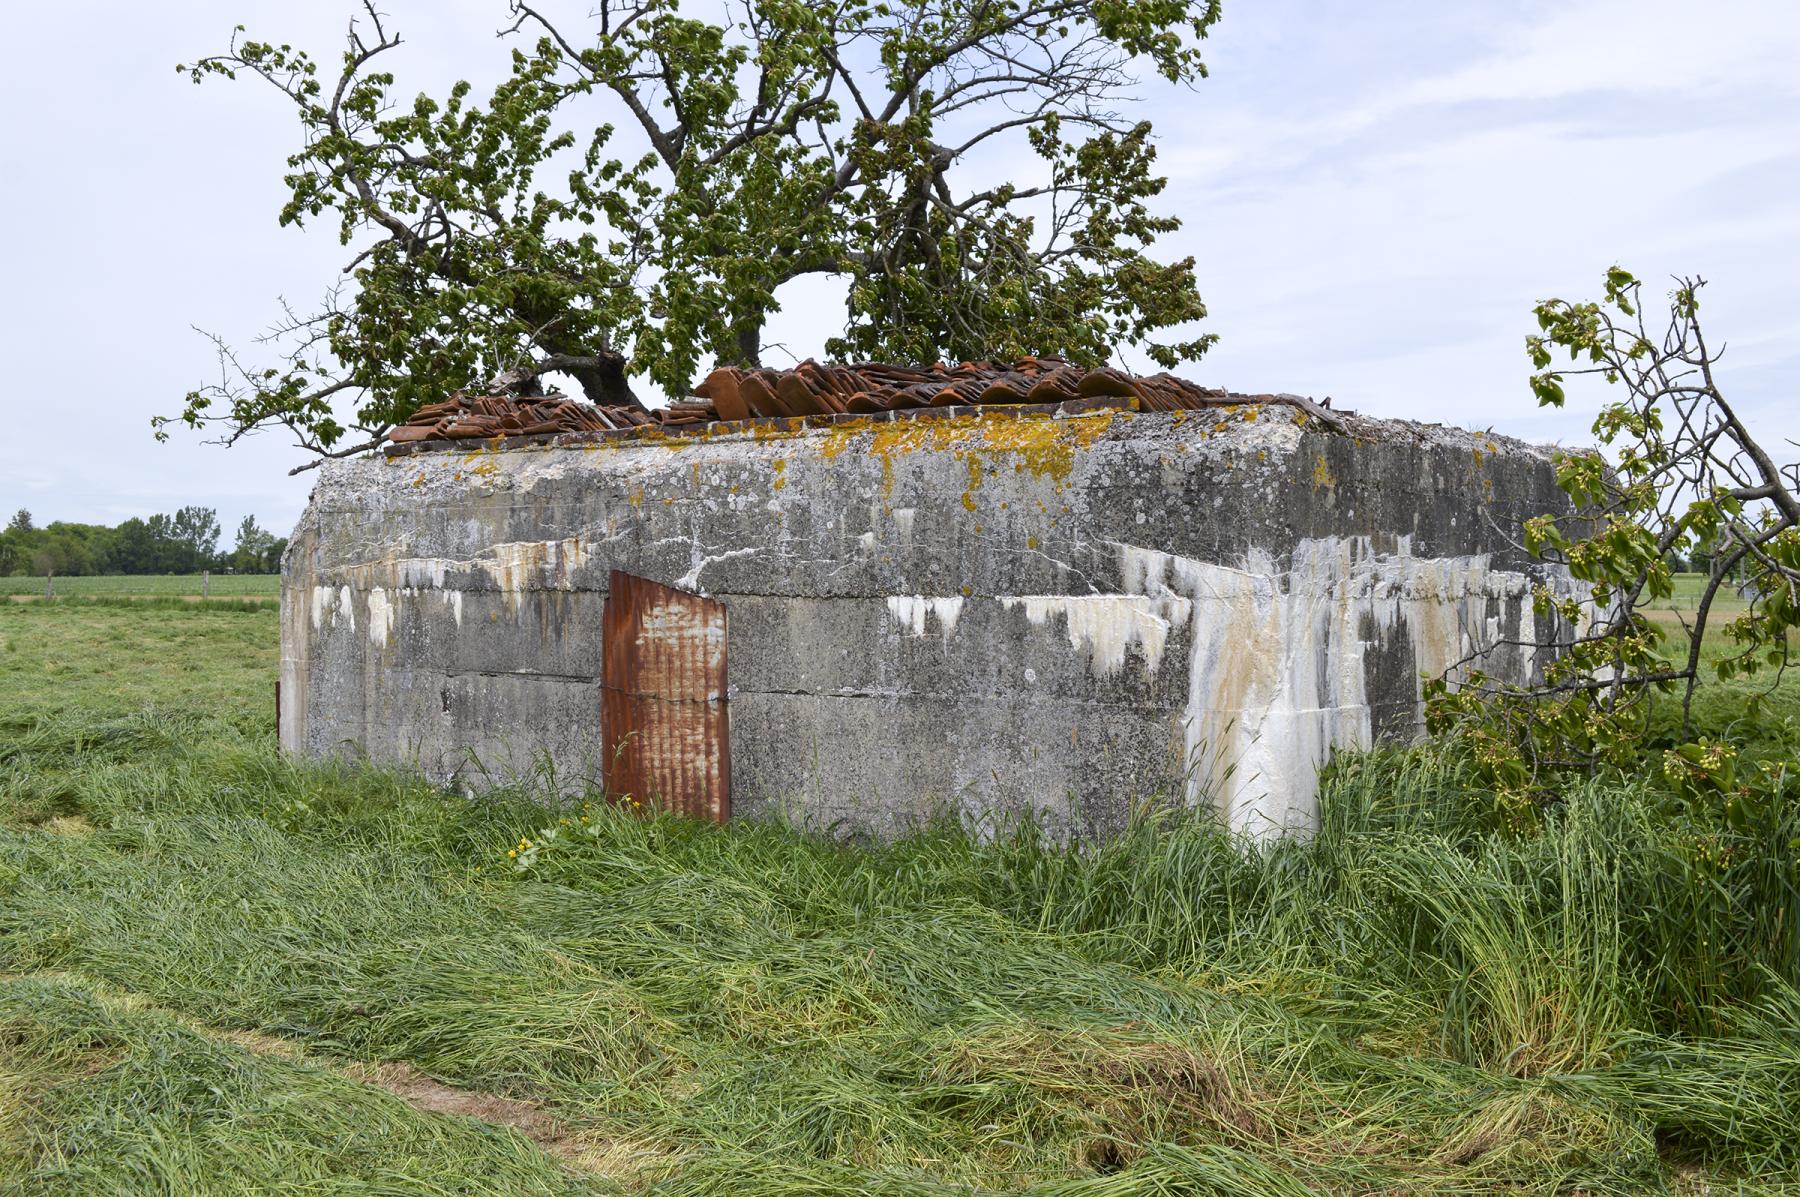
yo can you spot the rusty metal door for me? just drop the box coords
[600,570,730,821]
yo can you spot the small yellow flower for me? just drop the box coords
[507,849,517,858]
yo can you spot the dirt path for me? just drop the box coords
[2,971,659,1180]
[349,1060,594,1163]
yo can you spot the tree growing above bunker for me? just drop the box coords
[167,0,1221,466]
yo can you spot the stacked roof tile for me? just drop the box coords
[385,357,1340,448]
[695,357,1232,418]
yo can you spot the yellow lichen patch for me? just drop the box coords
[468,457,500,478]
[961,454,983,511]
[627,487,645,508]
[965,409,1116,487]
[862,418,983,497]
[1240,406,1260,423]
[772,459,787,491]
[1027,534,1039,550]
[749,422,807,445]
[817,417,877,461]
[1312,454,1337,490]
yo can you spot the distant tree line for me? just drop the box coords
[0,508,286,577]
[1665,543,1738,577]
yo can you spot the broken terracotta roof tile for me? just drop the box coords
[383,357,1341,449]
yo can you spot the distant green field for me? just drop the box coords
[0,573,279,598]
[1648,571,1749,613]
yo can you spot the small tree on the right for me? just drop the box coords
[1427,271,1799,824]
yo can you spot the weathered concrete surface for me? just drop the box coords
[281,406,1577,840]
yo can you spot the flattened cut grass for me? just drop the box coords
[0,974,615,1196]
[1,598,1797,1195]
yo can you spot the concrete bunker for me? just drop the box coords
[280,382,1576,841]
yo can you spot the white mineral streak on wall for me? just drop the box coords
[1116,537,1537,841]
[337,536,591,612]
[998,595,1188,675]
[484,538,589,607]
[365,586,394,646]
[279,580,315,749]
[886,595,965,637]
[676,546,762,591]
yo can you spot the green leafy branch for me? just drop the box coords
[1427,271,1799,834]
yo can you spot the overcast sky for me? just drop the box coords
[1,0,1795,544]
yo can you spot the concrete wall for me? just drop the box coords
[280,405,1576,840]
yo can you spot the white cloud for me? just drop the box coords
[1395,0,1799,108]
[1152,0,1800,445]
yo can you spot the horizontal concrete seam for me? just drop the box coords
[732,687,1187,712]
[435,669,600,684]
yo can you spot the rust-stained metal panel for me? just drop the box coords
[600,570,730,822]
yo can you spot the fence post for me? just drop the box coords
[203,570,211,598]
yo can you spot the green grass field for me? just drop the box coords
[1643,571,1752,622]
[0,573,280,598]
[1,601,1797,1194]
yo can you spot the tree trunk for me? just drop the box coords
[729,321,762,369]
[563,354,640,409]
[526,309,644,410]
